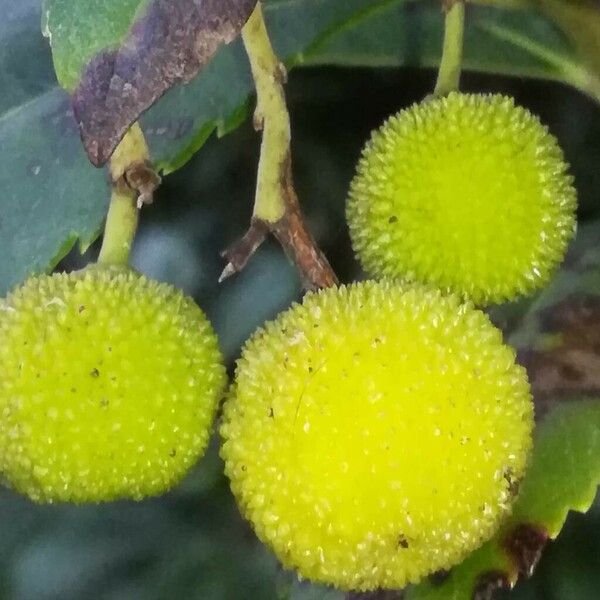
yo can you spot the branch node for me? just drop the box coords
[98,123,156,266]
[122,160,162,208]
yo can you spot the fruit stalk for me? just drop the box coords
[98,123,161,266]
[221,1,337,290]
[434,0,466,97]
[98,187,139,266]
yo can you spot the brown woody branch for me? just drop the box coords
[220,151,337,290]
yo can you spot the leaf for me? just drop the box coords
[405,223,600,599]
[42,0,147,92]
[0,0,111,296]
[531,0,600,101]
[43,0,600,172]
[0,90,110,295]
[0,0,110,295]
[0,0,365,294]
[304,0,600,103]
[43,0,258,166]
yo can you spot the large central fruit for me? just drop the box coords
[221,280,533,590]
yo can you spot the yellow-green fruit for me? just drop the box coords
[347,92,577,305]
[0,268,226,503]
[221,281,533,591]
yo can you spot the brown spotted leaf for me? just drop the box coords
[43,0,257,166]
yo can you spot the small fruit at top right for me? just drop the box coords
[347,92,577,305]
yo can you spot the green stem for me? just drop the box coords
[434,0,466,97]
[97,123,150,266]
[242,2,289,223]
[97,187,139,266]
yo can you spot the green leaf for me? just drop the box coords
[43,0,258,165]
[0,90,110,295]
[405,223,600,599]
[0,1,109,295]
[304,1,595,97]
[1,0,56,114]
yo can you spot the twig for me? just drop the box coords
[220,1,337,290]
[220,219,269,282]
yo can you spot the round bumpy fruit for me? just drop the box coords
[221,281,533,591]
[0,268,226,503]
[347,92,577,305]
